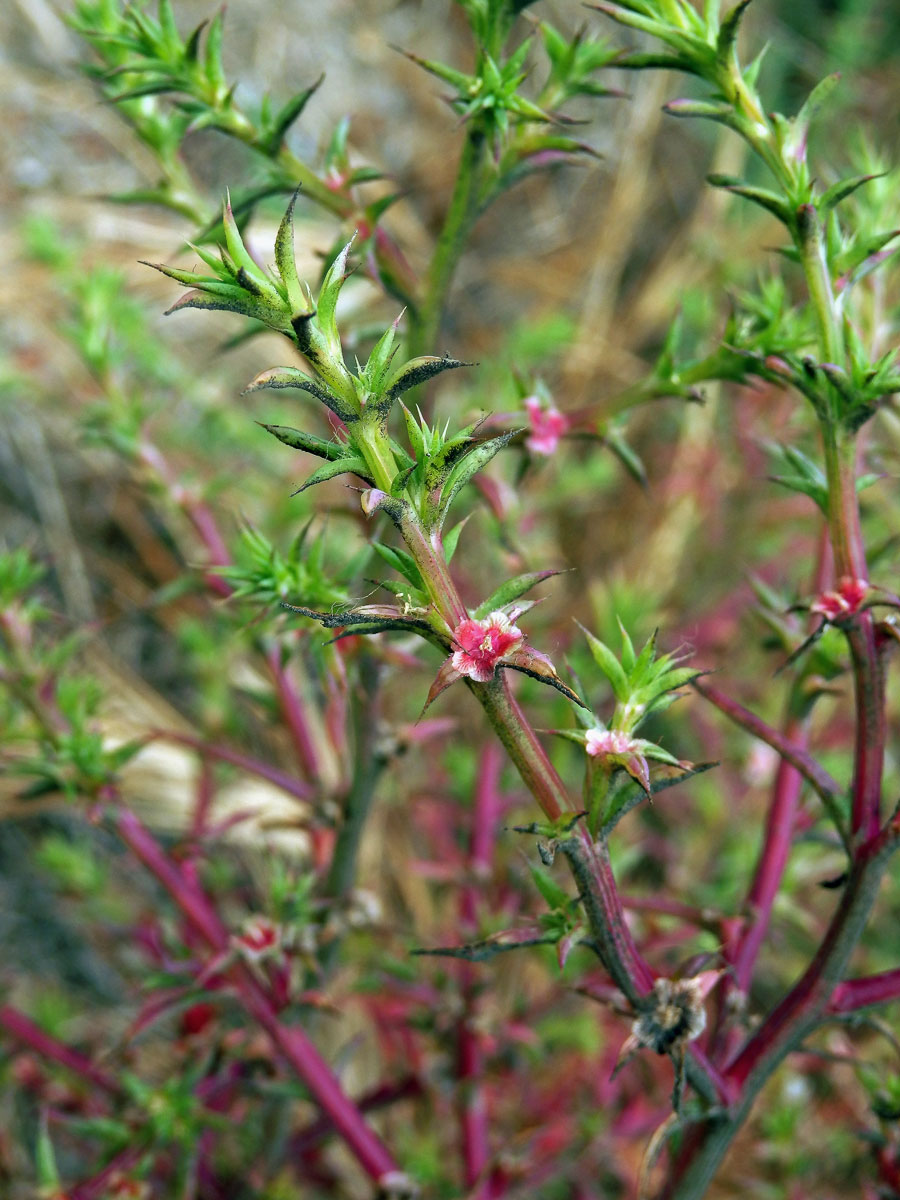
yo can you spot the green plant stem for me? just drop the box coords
[411,129,485,358]
[821,424,866,581]
[820,425,885,841]
[796,204,844,369]
[393,525,656,1000]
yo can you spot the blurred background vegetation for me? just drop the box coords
[4,0,900,1195]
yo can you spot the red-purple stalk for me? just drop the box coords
[829,967,900,1014]
[111,802,401,1185]
[139,437,322,781]
[0,1005,121,1097]
[691,679,843,818]
[457,745,506,1199]
[732,722,806,994]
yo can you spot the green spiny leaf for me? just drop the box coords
[372,542,424,589]
[292,455,374,494]
[473,570,560,620]
[438,430,518,528]
[258,422,345,461]
[386,355,470,403]
[244,366,359,424]
[273,190,309,313]
[579,624,629,702]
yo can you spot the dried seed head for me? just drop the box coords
[630,976,709,1056]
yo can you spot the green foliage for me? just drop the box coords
[580,622,699,732]
[218,523,362,611]
[597,0,900,431]
[68,0,356,222]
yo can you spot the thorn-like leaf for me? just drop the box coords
[291,455,375,494]
[244,366,359,424]
[258,422,345,460]
[386,355,470,403]
[473,570,563,620]
[438,430,520,528]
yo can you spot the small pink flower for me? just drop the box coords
[523,395,569,456]
[810,576,869,621]
[423,608,580,711]
[451,611,524,683]
[584,728,650,793]
[585,728,639,758]
[234,916,281,960]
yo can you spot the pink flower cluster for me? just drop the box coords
[523,395,569,456]
[584,728,640,758]
[810,576,868,621]
[451,612,524,683]
[234,916,281,960]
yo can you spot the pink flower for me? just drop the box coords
[584,728,639,758]
[810,576,869,621]
[234,916,281,960]
[450,611,524,683]
[584,727,650,794]
[423,609,581,711]
[523,395,569,456]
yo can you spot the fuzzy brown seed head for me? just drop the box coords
[631,977,708,1056]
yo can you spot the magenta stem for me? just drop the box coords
[141,438,322,781]
[846,617,886,842]
[726,821,899,1089]
[0,1005,121,1097]
[693,679,843,817]
[458,745,504,1197]
[821,426,884,841]
[70,1145,147,1200]
[732,721,806,993]
[111,803,401,1184]
[265,644,322,782]
[148,729,315,802]
[829,967,900,1014]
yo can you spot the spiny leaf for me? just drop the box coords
[263,74,324,153]
[411,928,556,961]
[317,238,354,352]
[386,355,470,403]
[716,0,754,63]
[438,430,519,527]
[371,543,424,589]
[244,366,359,424]
[664,98,735,125]
[530,863,573,910]
[790,72,841,160]
[273,189,309,313]
[291,455,374,494]
[258,422,345,461]
[578,624,629,702]
[473,570,561,620]
[707,174,792,225]
[820,173,884,214]
[599,761,718,838]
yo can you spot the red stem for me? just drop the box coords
[0,1005,122,1097]
[265,643,322,781]
[112,803,401,1185]
[821,427,884,841]
[141,438,322,781]
[847,617,886,842]
[692,678,843,816]
[726,822,898,1089]
[732,723,806,993]
[148,729,315,802]
[70,1145,147,1200]
[458,745,504,1197]
[829,967,900,1014]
